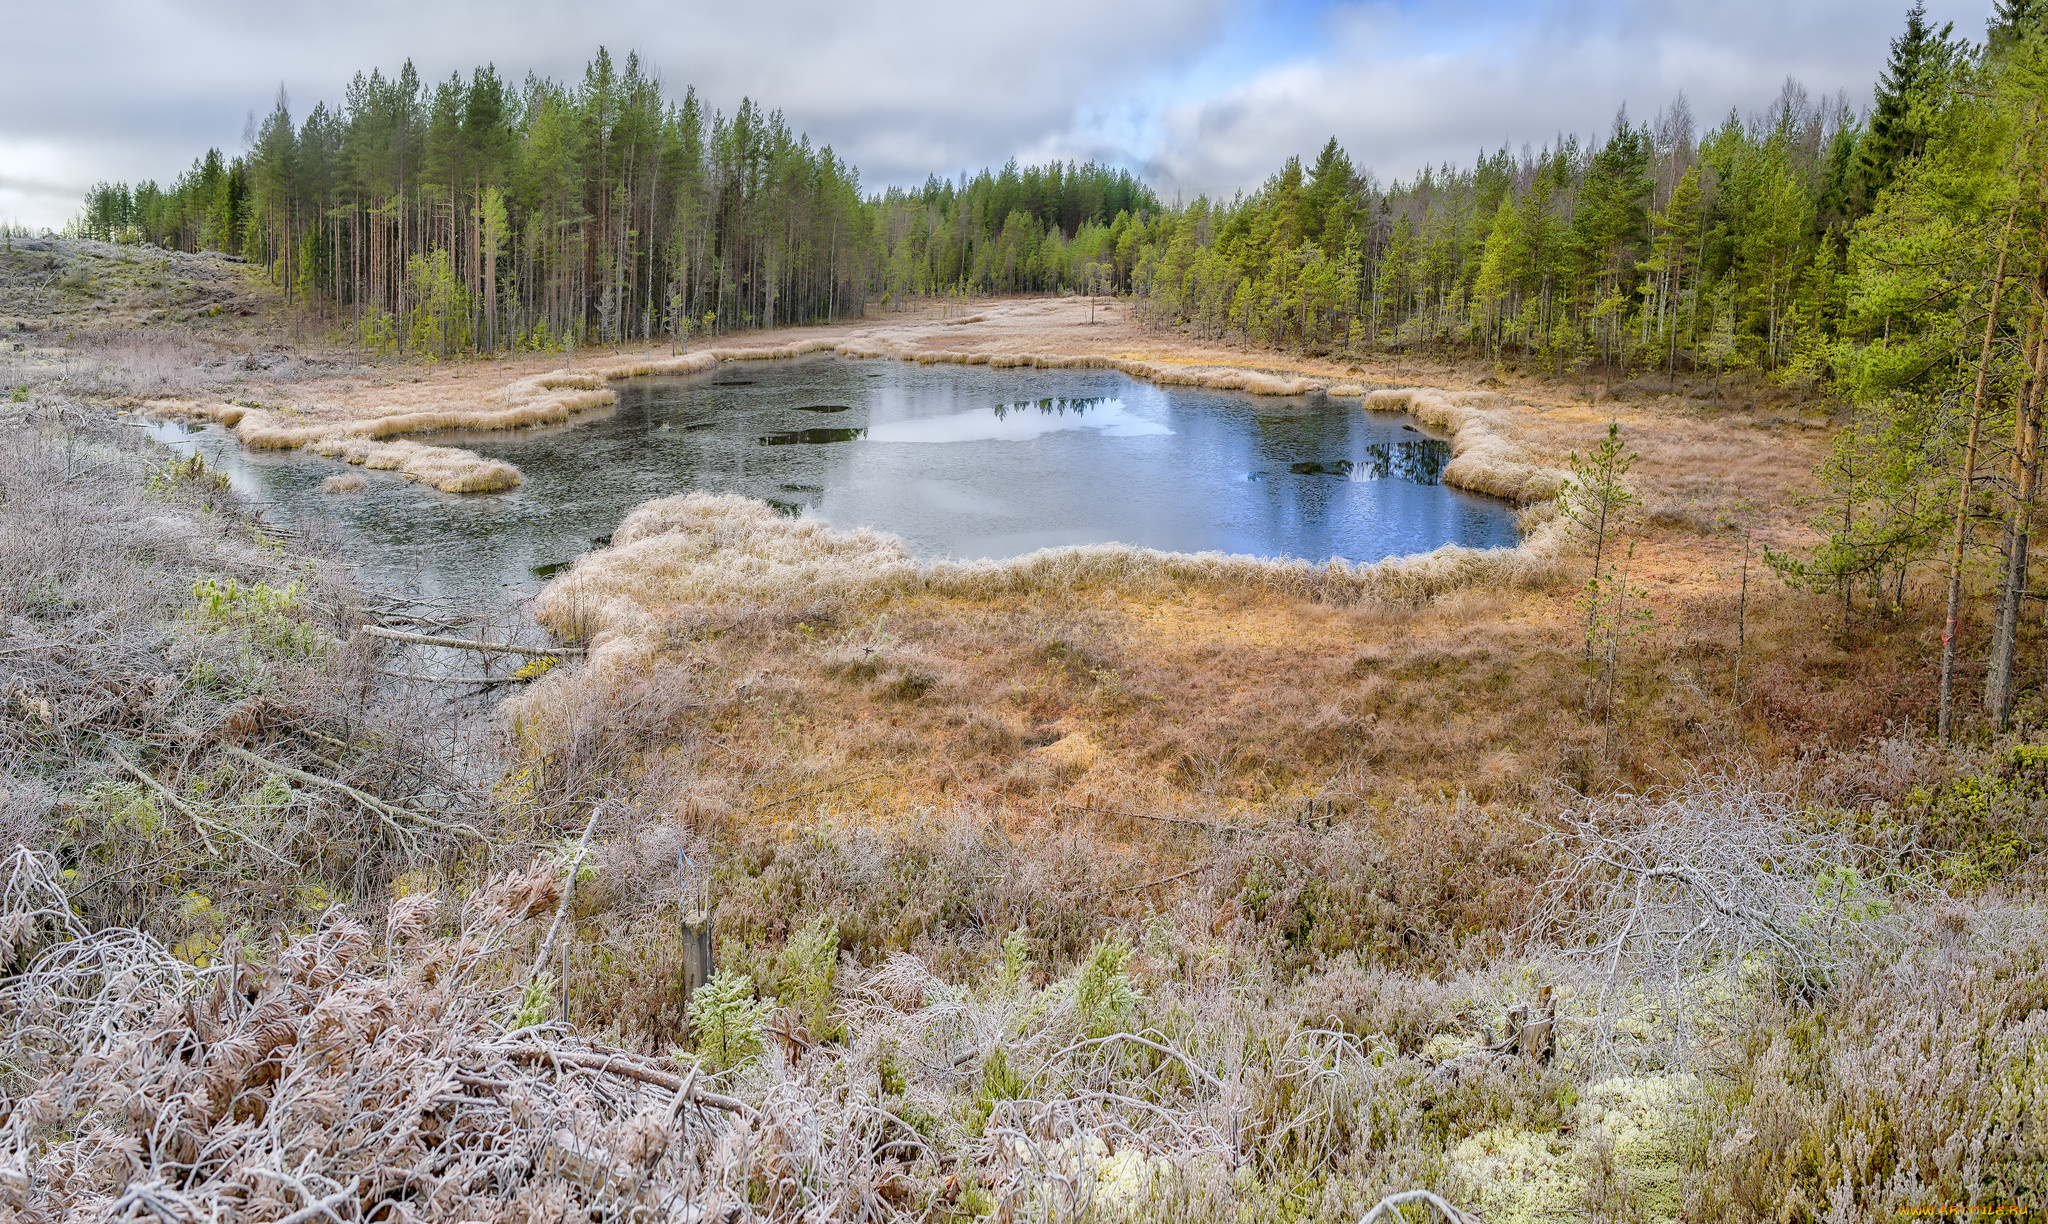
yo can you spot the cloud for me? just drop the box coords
[0,0,1999,229]
[0,0,1227,226]
[1131,0,1996,199]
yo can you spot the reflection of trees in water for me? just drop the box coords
[758,427,867,445]
[1287,440,1451,485]
[989,396,1108,420]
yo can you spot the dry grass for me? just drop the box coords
[535,493,1562,665]
[15,278,2040,1221]
[510,480,1953,829]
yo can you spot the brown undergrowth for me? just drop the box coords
[8,282,2045,1222]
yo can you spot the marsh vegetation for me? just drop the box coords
[5,6,2048,1222]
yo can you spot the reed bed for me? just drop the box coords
[1364,388,1570,504]
[531,492,1564,668]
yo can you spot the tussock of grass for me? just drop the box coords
[151,398,522,492]
[305,434,521,493]
[1367,387,1570,504]
[532,491,1559,664]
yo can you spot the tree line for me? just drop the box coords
[1104,1,2043,739]
[67,7,2048,734]
[1120,3,2040,385]
[74,50,1154,356]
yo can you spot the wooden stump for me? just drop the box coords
[681,907,713,1009]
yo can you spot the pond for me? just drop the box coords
[145,354,1519,601]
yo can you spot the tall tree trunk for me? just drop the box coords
[1986,289,2046,728]
[1940,203,2021,741]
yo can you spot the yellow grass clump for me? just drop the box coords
[304,435,520,493]
[533,491,1563,669]
[1366,387,1570,504]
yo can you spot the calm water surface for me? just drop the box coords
[146,354,1518,601]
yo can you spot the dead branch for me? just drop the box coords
[494,1045,758,1120]
[212,741,487,843]
[531,806,601,980]
[360,625,580,657]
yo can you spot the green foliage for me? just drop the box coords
[1905,744,2048,887]
[1073,935,1144,1039]
[146,453,231,495]
[996,926,1032,994]
[687,970,774,1071]
[509,972,557,1030]
[965,1044,1027,1137]
[403,249,470,359]
[1557,424,1638,559]
[190,578,321,655]
[777,916,839,1040]
[85,780,169,840]
[1557,423,1641,673]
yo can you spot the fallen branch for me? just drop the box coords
[1078,863,1206,899]
[496,1044,758,1121]
[104,746,217,856]
[105,745,298,871]
[361,625,581,657]
[531,806,601,980]
[213,741,487,843]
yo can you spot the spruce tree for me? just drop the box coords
[1858,3,1955,207]
[1989,0,2045,52]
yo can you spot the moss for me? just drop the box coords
[1448,1127,1583,1223]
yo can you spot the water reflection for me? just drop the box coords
[759,427,867,446]
[866,396,1170,443]
[139,355,1519,602]
[1288,441,1451,484]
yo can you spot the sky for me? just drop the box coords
[0,0,2002,230]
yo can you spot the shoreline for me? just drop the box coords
[144,336,1570,504]
[139,304,1577,623]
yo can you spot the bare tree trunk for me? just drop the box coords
[1986,289,2046,728]
[1940,204,2021,741]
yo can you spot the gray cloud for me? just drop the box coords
[0,0,2001,228]
[1134,0,1996,199]
[0,0,1228,225]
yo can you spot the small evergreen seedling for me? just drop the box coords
[688,970,774,1071]
[779,916,840,1041]
[1074,936,1144,1039]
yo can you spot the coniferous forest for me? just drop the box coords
[74,6,2042,382]
[71,48,1154,353]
